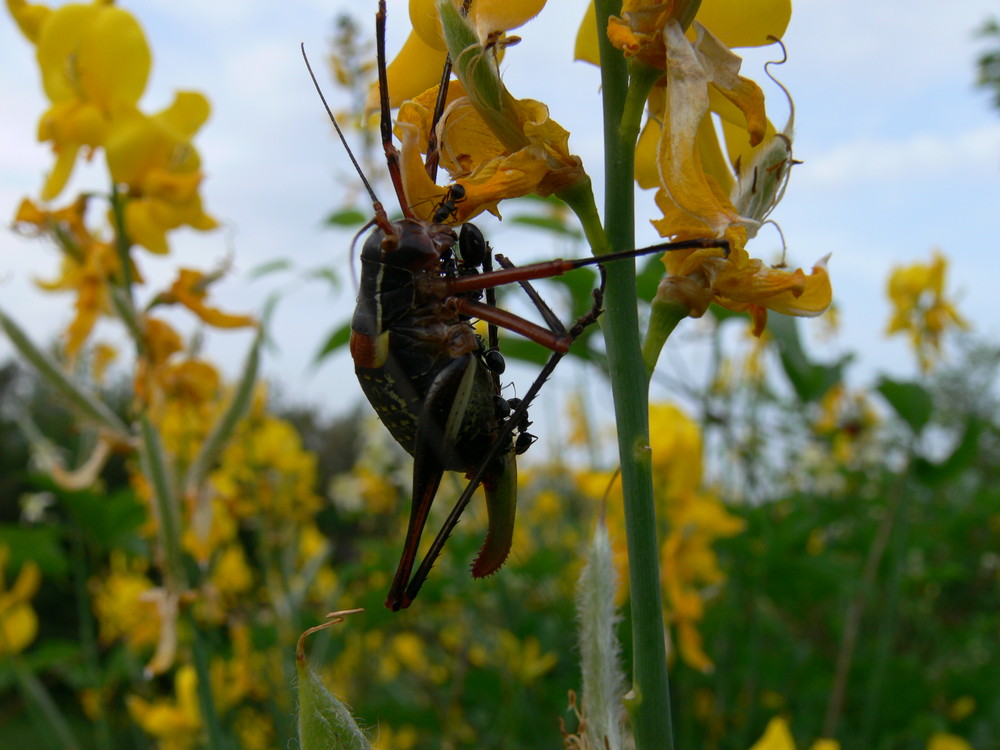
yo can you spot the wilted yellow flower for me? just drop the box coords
[153,268,255,329]
[578,0,829,334]
[395,80,585,221]
[885,250,968,372]
[0,546,41,655]
[8,0,152,199]
[371,0,584,221]
[14,195,132,357]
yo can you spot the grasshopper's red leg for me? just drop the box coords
[401,276,608,606]
[386,355,482,611]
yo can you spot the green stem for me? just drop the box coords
[70,529,113,750]
[9,657,82,750]
[595,1,674,748]
[187,610,230,750]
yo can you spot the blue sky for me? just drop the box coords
[1,1,998,424]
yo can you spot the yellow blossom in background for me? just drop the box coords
[14,195,132,357]
[595,403,744,672]
[232,707,276,750]
[154,267,255,329]
[90,551,161,651]
[885,250,968,372]
[926,732,973,750]
[8,0,151,200]
[212,413,323,524]
[813,383,880,467]
[749,717,795,750]
[126,665,202,750]
[498,630,559,684]
[374,723,420,750]
[105,93,218,254]
[0,546,41,655]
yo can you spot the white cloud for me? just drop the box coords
[795,124,1000,188]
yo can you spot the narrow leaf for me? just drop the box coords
[325,208,369,227]
[876,377,933,435]
[0,307,131,441]
[183,332,262,491]
[313,322,352,364]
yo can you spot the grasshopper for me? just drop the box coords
[305,1,727,610]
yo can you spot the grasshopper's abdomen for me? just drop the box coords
[350,221,504,474]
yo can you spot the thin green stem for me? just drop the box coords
[594,1,674,748]
[187,610,231,750]
[70,529,113,750]
[822,455,913,739]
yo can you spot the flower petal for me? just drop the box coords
[695,0,791,48]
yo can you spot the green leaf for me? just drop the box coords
[768,313,847,402]
[876,377,933,434]
[509,215,583,239]
[184,332,262,491]
[914,417,983,484]
[0,307,131,441]
[247,259,294,280]
[325,208,369,227]
[306,267,342,291]
[0,526,69,579]
[314,322,352,364]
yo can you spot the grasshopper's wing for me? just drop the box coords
[385,354,480,611]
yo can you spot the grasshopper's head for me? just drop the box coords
[365,218,457,272]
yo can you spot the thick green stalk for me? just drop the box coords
[594,1,674,748]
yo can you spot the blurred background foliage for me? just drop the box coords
[2,307,998,749]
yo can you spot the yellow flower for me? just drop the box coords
[378,0,547,107]
[885,250,968,372]
[0,546,41,655]
[212,414,323,523]
[580,0,829,334]
[592,403,743,671]
[749,717,796,750]
[154,267,255,329]
[15,195,128,357]
[926,733,973,750]
[89,551,161,650]
[498,630,558,684]
[375,0,584,221]
[8,0,152,200]
[126,665,202,750]
[105,92,218,254]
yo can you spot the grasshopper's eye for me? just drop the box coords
[458,223,488,268]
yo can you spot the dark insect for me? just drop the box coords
[304,2,728,611]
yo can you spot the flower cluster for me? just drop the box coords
[885,250,968,372]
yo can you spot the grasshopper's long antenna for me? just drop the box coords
[301,43,391,231]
